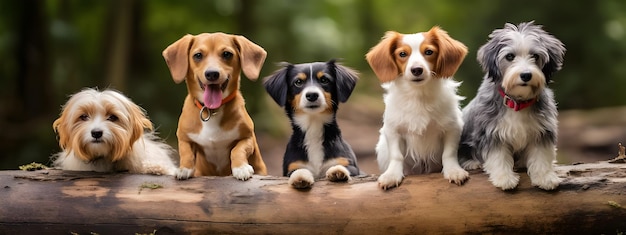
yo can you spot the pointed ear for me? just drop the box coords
[366,31,400,83]
[234,35,267,81]
[162,34,194,84]
[429,26,468,78]
[263,63,291,107]
[328,60,359,103]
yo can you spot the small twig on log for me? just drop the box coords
[609,142,626,163]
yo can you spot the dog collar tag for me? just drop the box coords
[199,106,217,122]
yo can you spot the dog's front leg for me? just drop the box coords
[230,137,255,181]
[482,147,519,190]
[526,144,561,190]
[376,130,405,190]
[175,139,195,180]
[441,127,470,185]
[323,157,352,182]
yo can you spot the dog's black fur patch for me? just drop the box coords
[263,60,360,177]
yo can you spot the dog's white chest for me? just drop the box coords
[496,110,543,151]
[187,114,238,170]
[294,113,331,178]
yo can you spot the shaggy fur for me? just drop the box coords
[459,21,566,190]
[52,88,177,175]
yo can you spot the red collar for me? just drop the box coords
[498,88,536,111]
[194,92,237,110]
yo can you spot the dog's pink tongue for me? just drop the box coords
[203,84,223,109]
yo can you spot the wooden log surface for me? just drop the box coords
[1,161,625,235]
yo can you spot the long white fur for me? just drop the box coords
[54,133,177,175]
[52,89,177,175]
[376,33,469,189]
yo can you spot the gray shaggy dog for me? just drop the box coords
[459,21,566,191]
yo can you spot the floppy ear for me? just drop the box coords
[162,34,194,84]
[53,112,69,150]
[234,35,267,81]
[540,32,566,83]
[477,32,504,82]
[105,90,153,162]
[127,100,153,146]
[263,63,292,107]
[366,31,400,83]
[429,26,468,78]
[328,60,359,103]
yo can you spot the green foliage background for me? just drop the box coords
[1,0,625,168]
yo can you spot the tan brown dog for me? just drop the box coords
[162,32,268,180]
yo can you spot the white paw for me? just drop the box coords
[289,169,315,189]
[326,165,351,182]
[531,172,561,190]
[232,164,254,181]
[175,167,194,180]
[489,172,520,190]
[443,166,469,185]
[461,159,482,170]
[377,171,404,190]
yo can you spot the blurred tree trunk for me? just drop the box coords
[15,0,52,117]
[235,1,264,116]
[104,0,136,91]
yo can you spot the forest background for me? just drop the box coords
[1,0,625,174]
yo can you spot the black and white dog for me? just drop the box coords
[263,60,360,189]
[459,21,566,190]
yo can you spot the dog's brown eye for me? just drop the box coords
[399,51,407,58]
[424,49,434,55]
[294,79,304,87]
[193,53,203,61]
[532,54,540,60]
[222,51,233,60]
[320,77,330,85]
[505,53,515,61]
[79,114,89,121]
[107,115,118,122]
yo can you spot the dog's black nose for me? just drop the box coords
[91,129,103,139]
[520,72,532,82]
[205,70,220,81]
[411,67,423,76]
[305,92,319,102]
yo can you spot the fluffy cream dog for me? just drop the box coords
[52,88,177,175]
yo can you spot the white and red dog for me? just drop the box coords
[459,21,565,190]
[366,26,470,190]
[52,88,177,175]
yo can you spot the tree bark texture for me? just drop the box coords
[0,161,625,234]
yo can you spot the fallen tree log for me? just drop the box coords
[0,161,625,234]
